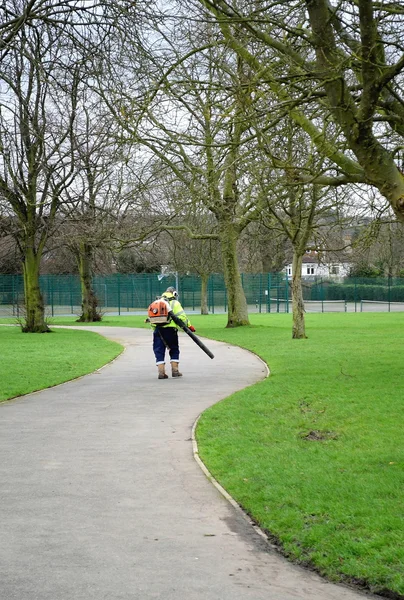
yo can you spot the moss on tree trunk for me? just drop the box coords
[291,252,307,339]
[220,220,249,327]
[200,273,209,315]
[76,243,101,323]
[22,247,49,333]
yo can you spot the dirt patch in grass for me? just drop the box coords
[300,429,339,441]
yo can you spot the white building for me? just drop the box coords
[285,252,351,280]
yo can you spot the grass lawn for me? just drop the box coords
[0,315,151,327]
[1,312,403,595]
[0,326,122,402]
[193,312,404,597]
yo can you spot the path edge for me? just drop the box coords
[191,347,272,546]
[190,350,384,600]
[191,413,278,549]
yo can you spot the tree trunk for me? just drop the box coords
[22,247,49,333]
[76,243,101,322]
[200,273,209,315]
[291,252,307,339]
[219,219,250,327]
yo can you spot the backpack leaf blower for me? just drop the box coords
[170,312,214,359]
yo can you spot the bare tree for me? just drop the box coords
[0,1,118,63]
[0,22,80,331]
[163,209,222,315]
[99,13,271,326]
[0,1,146,330]
[347,217,404,278]
[0,227,21,273]
[259,119,355,338]
[238,221,290,274]
[61,95,135,322]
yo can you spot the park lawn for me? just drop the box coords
[192,312,404,596]
[0,315,150,327]
[0,326,122,402]
[3,312,403,594]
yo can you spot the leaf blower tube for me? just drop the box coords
[169,312,214,359]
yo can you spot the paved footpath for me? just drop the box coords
[0,327,378,600]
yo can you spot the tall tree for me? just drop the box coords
[194,1,404,220]
[0,0,138,330]
[99,15,269,326]
[0,22,79,331]
[258,118,354,338]
[162,209,222,315]
[63,97,133,322]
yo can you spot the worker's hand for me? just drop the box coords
[189,325,196,332]
[144,318,150,323]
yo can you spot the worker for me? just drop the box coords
[150,287,196,379]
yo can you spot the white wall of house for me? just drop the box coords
[285,261,351,279]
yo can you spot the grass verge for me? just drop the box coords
[0,326,122,402]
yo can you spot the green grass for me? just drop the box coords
[2,312,403,595]
[0,315,150,327]
[192,313,404,596]
[0,326,122,402]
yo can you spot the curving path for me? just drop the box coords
[0,327,378,600]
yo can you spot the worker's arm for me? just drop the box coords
[172,301,195,330]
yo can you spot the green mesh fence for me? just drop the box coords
[0,272,289,317]
[1,273,404,317]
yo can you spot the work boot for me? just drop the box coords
[157,364,168,379]
[171,362,183,377]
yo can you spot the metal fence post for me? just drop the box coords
[267,273,270,313]
[211,277,214,314]
[321,280,324,313]
[12,275,15,316]
[47,277,54,317]
[259,273,262,313]
[118,273,121,315]
[70,276,74,314]
[388,276,391,312]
